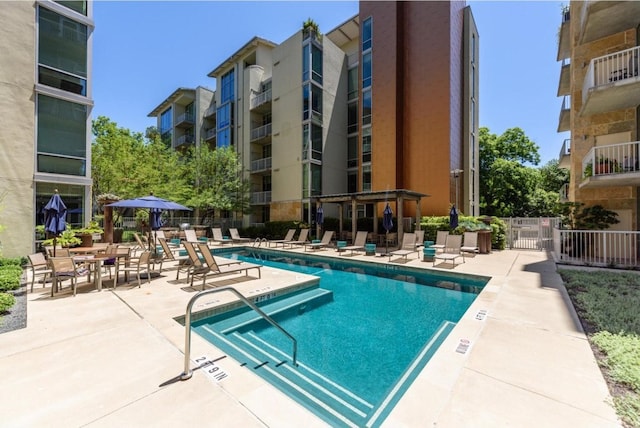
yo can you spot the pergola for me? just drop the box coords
[314,189,429,242]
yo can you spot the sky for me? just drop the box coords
[92,0,569,165]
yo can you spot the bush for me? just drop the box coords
[0,292,16,314]
[0,265,22,292]
[419,215,507,250]
[0,257,26,267]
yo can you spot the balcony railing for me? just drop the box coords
[250,123,272,142]
[558,138,571,168]
[557,95,570,132]
[582,140,640,178]
[204,128,216,141]
[204,105,216,117]
[583,46,640,102]
[176,112,194,126]
[176,134,194,146]
[251,191,272,204]
[251,157,272,173]
[554,228,639,269]
[250,89,272,110]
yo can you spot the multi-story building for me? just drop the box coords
[150,1,479,227]
[0,1,94,258]
[557,1,640,231]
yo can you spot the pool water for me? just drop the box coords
[193,248,486,427]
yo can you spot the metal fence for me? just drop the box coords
[554,228,640,269]
[499,217,561,250]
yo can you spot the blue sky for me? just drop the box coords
[92,1,568,165]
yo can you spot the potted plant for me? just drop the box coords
[42,225,82,248]
[583,162,593,178]
[595,157,619,174]
[75,220,104,247]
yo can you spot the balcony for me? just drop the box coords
[204,128,216,141]
[250,123,272,144]
[175,112,194,128]
[557,95,570,132]
[175,134,194,148]
[251,191,272,205]
[580,140,640,189]
[556,8,570,61]
[558,138,571,169]
[557,59,571,96]
[204,105,216,118]
[559,183,569,202]
[250,89,272,113]
[250,157,272,174]
[578,1,640,44]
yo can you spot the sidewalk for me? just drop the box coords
[0,248,621,427]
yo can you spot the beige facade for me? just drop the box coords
[0,1,94,258]
[557,1,640,231]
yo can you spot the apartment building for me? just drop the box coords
[557,1,640,231]
[150,1,479,227]
[0,1,94,258]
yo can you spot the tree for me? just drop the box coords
[185,145,249,224]
[538,159,569,193]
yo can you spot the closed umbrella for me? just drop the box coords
[383,203,393,256]
[43,190,67,257]
[315,206,324,237]
[449,205,459,230]
[149,208,164,247]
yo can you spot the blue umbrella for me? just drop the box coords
[150,208,164,231]
[449,205,459,229]
[383,203,393,255]
[315,206,324,238]
[43,190,67,256]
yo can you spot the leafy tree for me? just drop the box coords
[560,203,619,230]
[185,144,249,224]
[539,159,569,193]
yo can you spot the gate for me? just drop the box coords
[500,217,561,250]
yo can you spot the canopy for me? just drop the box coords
[107,195,191,211]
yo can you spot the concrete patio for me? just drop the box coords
[0,246,621,427]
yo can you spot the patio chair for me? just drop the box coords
[229,228,250,243]
[120,250,153,287]
[211,227,233,245]
[27,252,52,292]
[181,241,243,284]
[461,231,479,255]
[415,230,425,248]
[184,229,199,243]
[101,244,119,279]
[433,234,465,267]
[49,256,90,297]
[194,242,261,290]
[430,231,449,253]
[157,237,190,279]
[388,232,418,262]
[340,231,369,256]
[283,228,310,248]
[304,231,334,251]
[133,232,148,254]
[268,229,297,247]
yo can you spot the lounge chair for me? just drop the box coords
[211,227,233,245]
[194,242,261,290]
[157,237,191,280]
[229,228,251,243]
[415,230,425,248]
[283,228,310,248]
[433,234,464,267]
[27,252,52,292]
[184,229,199,243]
[388,232,418,262]
[133,232,148,254]
[181,241,244,283]
[304,231,334,251]
[430,231,449,253]
[340,231,368,256]
[269,229,297,247]
[461,231,479,255]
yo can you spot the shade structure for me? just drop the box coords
[108,194,191,251]
[383,203,393,256]
[449,205,459,229]
[43,191,67,256]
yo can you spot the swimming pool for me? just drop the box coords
[192,248,488,427]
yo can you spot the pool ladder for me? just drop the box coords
[251,238,268,260]
[180,286,298,380]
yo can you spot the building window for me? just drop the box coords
[362,52,372,89]
[303,83,323,121]
[348,102,358,134]
[217,128,231,148]
[362,17,372,51]
[303,41,323,84]
[362,165,372,192]
[348,67,358,100]
[303,163,322,198]
[362,89,372,125]
[347,136,358,168]
[302,124,323,161]
[37,94,86,176]
[347,171,358,193]
[362,127,372,164]
[160,108,173,147]
[54,1,87,15]
[36,183,85,228]
[38,6,87,95]
[220,69,235,103]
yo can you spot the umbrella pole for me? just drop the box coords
[385,230,389,256]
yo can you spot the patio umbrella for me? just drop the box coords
[43,190,67,256]
[107,194,191,251]
[449,205,459,229]
[383,203,393,256]
[149,208,164,247]
[316,206,324,236]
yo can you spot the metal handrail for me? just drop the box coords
[180,286,298,380]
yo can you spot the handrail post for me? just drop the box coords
[180,286,298,381]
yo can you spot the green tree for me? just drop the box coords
[539,159,569,193]
[185,145,249,224]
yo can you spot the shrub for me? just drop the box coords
[0,265,22,292]
[419,215,507,250]
[0,292,16,314]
